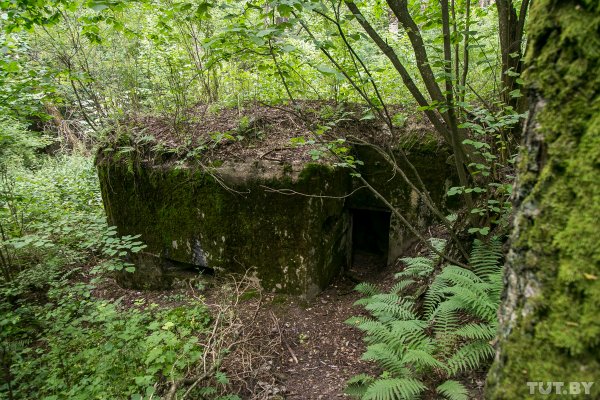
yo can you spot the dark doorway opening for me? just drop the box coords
[351,208,391,268]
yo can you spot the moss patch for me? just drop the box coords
[486,1,600,397]
[97,158,352,295]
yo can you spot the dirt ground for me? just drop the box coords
[219,249,486,400]
[262,253,387,399]
[93,247,486,399]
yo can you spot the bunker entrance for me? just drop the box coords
[351,208,391,268]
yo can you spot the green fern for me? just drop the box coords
[470,237,503,279]
[364,293,417,321]
[437,380,469,400]
[363,378,426,400]
[453,322,497,340]
[390,279,416,294]
[446,341,495,374]
[355,282,381,296]
[345,374,375,397]
[347,237,504,399]
[395,256,434,279]
[395,238,446,280]
[361,343,411,376]
[403,348,447,371]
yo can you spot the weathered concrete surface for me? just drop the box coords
[97,159,350,296]
[96,125,453,296]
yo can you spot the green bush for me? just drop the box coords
[2,282,211,399]
[0,155,231,400]
[0,117,51,171]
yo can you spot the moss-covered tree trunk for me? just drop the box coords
[486,1,600,398]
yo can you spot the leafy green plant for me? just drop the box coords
[0,117,51,172]
[346,237,503,399]
[0,155,238,400]
[447,105,524,235]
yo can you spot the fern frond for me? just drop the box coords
[438,266,485,288]
[351,319,404,349]
[354,297,376,306]
[403,349,446,371]
[349,236,502,399]
[453,323,497,340]
[355,282,381,296]
[485,270,504,302]
[390,279,416,294]
[362,343,410,376]
[346,373,375,398]
[424,276,451,316]
[363,378,426,400]
[437,380,469,400]
[443,285,497,322]
[360,322,408,349]
[396,257,434,279]
[388,320,433,352]
[353,319,387,335]
[428,298,461,333]
[446,341,495,374]
[347,373,375,384]
[345,315,375,327]
[471,237,502,279]
[425,265,489,319]
[365,293,417,321]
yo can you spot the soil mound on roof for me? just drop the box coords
[108,101,438,165]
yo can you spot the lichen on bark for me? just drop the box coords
[486,1,600,398]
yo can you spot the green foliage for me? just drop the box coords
[436,380,469,400]
[5,285,210,399]
[0,117,51,171]
[0,30,55,119]
[449,105,524,234]
[346,237,503,399]
[0,155,231,399]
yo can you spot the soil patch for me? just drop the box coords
[111,101,440,166]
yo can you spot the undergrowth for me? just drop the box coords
[0,155,236,399]
[346,237,503,400]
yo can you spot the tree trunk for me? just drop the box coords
[496,0,529,114]
[486,1,600,398]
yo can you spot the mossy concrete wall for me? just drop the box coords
[350,143,453,264]
[97,159,351,297]
[97,139,453,296]
[486,1,600,397]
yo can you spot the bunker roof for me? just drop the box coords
[102,101,442,166]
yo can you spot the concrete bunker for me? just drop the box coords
[96,103,453,297]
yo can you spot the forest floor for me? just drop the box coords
[93,246,487,399]
[93,252,390,399]
[253,252,388,399]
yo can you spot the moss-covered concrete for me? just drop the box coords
[96,124,453,296]
[486,1,600,397]
[97,158,351,296]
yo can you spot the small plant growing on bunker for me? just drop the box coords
[346,237,503,399]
